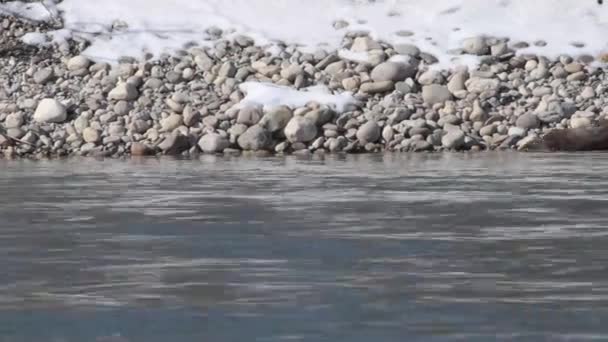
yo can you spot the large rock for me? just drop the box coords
[198,133,229,153]
[236,106,263,126]
[442,130,466,150]
[284,116,317,143]
[158,132,190,155]
[516,113,540,129]
[237,125,271,150]
[356,121,381,144]
[33,99,67,123]
[422,85,452,105]
[82,127,101,143]
[371,61,417,82]
[260,106,293,132]
[108,82,139,101]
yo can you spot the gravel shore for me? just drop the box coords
[1,12,608,159]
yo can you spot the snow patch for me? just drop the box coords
[237,82,357,113]
[4,0,608,67]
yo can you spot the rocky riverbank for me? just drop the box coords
[2,13,608,159]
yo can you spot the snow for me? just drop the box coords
[237,82,357,113]
[3,0,608,67]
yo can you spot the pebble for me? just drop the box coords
[422,85,452,105]
[33,99,67,123]
[198,133,230,153]
[237,125,271,150]
[284,116,317,143]
[356,121,381,144]
[108,82,139,101]
[371,61,417,82]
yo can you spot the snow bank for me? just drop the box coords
[237,82,357,113]
[3,0,608,67]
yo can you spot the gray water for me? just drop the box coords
[1,152,608,341]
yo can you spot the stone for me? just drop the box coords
[351,36,382,52]
[394,43,420,56]
[237,106,263,126]
[360,81,394,94]
[304,108,335,126]
[516,113,540,129]
[158,132,190,155]
[571,117,592,129]
[284,116,317,143]
[465,77,500,93]
[160,113,183,132]
[525,126,608,151]
[382,125,394,142]
[33,68,54,84]
[462,36,489,55]
[218,61,237,78]
[237,125,271,151]
[371,61,417,82]
[260,106,293,132]
[33,99,67,123]
[356,121,381,144]
[4,113,23,129]
[508,127,526,137]
[441,130,466,149]
[67,55,91,71]
[422,85,452,105]
[108,82,139,101]
[448,71,468,94]
[198,133,230,153]
[82,127,101,143]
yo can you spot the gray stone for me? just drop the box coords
[360,81,394,94]
[198,133,230,153]
[462,36,489,55]
[237,106,263,126]
[34,99,67,123]
[158,132,190,155]
[4,113,23,129]
[465,77,500,93]
[237,125,271,150]
[33,68,54,84]
[108,82,139,101]
[371,61,417,82]
[260,106,293,132]
[351,36,382,52]
[160,113,183,132]
[82,127,101,143]
[284,116,317,143]
[422,85,452,105]
[516,113,540,129]
[356,121,381,144]
[394,44,420,56]
[441,130,466,149]
[304,108,335,126]
[67,55,91,71]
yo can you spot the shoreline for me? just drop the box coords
[2,12,608,160]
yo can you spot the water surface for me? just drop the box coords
[1,152,608,341]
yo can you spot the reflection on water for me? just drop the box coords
[1,152,608,341]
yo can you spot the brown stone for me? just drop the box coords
[130,142,154,156]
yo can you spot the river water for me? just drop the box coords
[1,152,608,341]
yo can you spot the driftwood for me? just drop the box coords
[524,120,608,151]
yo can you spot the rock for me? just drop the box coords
[465,77,500,93]
[33,99,67,123]
[394,43,420,56]
[67,55,91,71]
[158,132,190,155]
[382,125,394,142]
[198,133,230,153]
[418,70,444,85]
[351,36,382,52]
[260,106,293,132]
[360,81,394,94]
[448,71,468,95]
[469,100,487,122]
[108,82,139,101]
[371,61,417,82]
[4,113,23,128]
[160,113,183,132]
[182,106,200,127]
[356,121,381,144]
[131,142,154,156]
[82,127,101,143]
[516,113,540,129]
[422,85,452,105]
[284,116,317,143]
[508,127,526,137]
[441,130,466,150]
[218,61,237,78]
[237,106,263,126]
[237,125,271,150]
[462,36,489,55]
[304,108,335,126]
[33,68,54,84]
[571,117,592,129]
